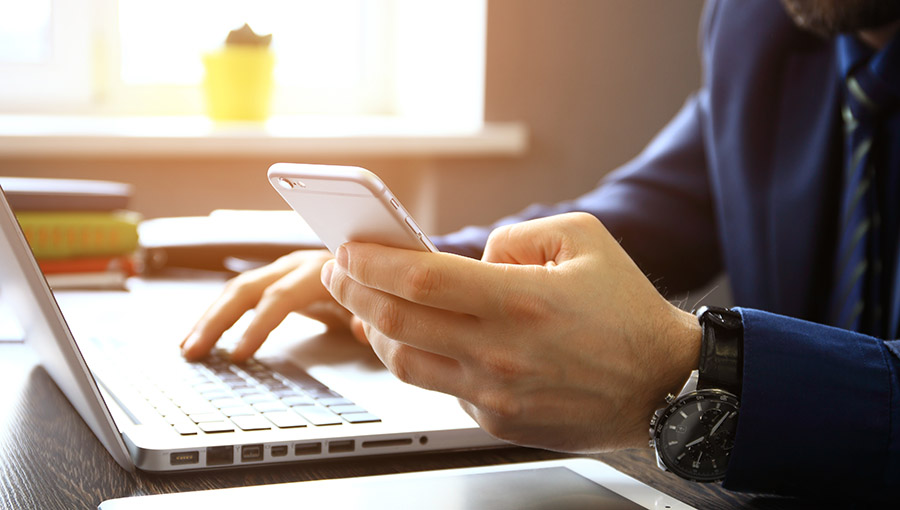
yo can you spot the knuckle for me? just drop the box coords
[327,269,352,304]
[478,349,528,382]
[401,263,441,302]
[486,224,514,246]
[260,280,293,303]
[371,297,405,339]
[384,343,415,385]
[473,389,523,422]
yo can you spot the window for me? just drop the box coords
[0,0,485,126]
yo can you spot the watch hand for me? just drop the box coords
[710,412,729,436]
[685,436,705,448]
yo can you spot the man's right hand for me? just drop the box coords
[180,249,362,362]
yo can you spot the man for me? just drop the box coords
[182,0,900,498]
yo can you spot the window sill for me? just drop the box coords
[0,115,527,159]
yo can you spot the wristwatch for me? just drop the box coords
[649,306,743,483]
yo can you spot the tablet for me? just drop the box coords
[99,458,696,509]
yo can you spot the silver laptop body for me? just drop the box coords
[0,184,504,473]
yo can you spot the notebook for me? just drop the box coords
[0,183,505,472]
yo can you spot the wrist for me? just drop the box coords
[662,306,703,397]
[630,305,701,448]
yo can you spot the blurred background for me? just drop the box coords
[0,0,704,236]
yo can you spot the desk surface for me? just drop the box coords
[0,328,808,509]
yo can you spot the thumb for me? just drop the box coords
[482,213,593,266]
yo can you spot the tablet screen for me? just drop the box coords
[342,466,643,509]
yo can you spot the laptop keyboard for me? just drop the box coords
[136,349,380,435]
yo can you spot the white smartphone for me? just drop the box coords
[267,163,438,254]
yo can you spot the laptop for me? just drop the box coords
[0,184,505,473]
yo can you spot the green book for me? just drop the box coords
[16,211,141,260]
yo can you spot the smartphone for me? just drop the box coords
[267,163,438,254]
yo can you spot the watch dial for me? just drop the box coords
[655,390,740,482]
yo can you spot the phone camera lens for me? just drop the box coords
[277,178,294,190]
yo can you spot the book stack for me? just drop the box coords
[0,177,141,290]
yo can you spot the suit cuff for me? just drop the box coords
[723,308,897,497]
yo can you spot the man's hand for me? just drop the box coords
[182,249,365,362]
[321,212,701,452]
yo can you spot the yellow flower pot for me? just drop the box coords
[202,47,274,121]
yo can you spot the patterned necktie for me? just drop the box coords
[830,64,895,336]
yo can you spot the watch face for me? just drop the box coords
[653,389,740,482]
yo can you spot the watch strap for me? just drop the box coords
[695,306,743,397]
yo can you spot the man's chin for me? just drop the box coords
[780,0,900,37]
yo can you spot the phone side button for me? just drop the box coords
[404,216,421,234]
[390,198,400,209]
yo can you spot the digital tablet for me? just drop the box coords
[99,458,696,509]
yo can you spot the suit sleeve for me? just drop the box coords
[435,93,722,295]
[724,308,900,499]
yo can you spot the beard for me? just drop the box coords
[780,0,900,37]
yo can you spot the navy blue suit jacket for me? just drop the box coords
[436,0,900,498]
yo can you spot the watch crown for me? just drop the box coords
[648,439,655,448]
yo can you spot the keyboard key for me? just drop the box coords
[218,374,245,384]
[329,405,367,415]
[178,402,218,415]
[231,415,272,431]
[193,382,221,393]
[295,406,342,426]
[198,421,235,433]
[189,412,226,423]
[307,388,341,399]
[210,398,245,409]
[281,395,315,407]
[153,401,181,417]
[173,422,200,435]
[318,398,353,407]
[166,414,195,428]
[242,393,276,405]
[252,401,288,413]
[199,390,232,401]
[264,411,307,429]
[222,406,257,417]
[342,413,381,424]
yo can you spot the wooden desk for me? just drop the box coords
[0,332,805,509]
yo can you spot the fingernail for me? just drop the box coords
[336,244,349,269]
[321,260,335,288]
[181,333,199,353]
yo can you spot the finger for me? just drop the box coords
[366,327,467,396]
[350,316,369,344]
[326,261,478,358]
[336,243,525,317]
[182,277,274,360]
[182,251,326,360]
[230,264,331,362]
[482,212,601,266]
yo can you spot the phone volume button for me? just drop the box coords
[390,198,400,209]
[404,216,420,234]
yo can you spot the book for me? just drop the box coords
[16,210,141,260]
[37,255,138,275]
[0,177,132,212]
[43,271,129,291]
[139,210,324,273]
